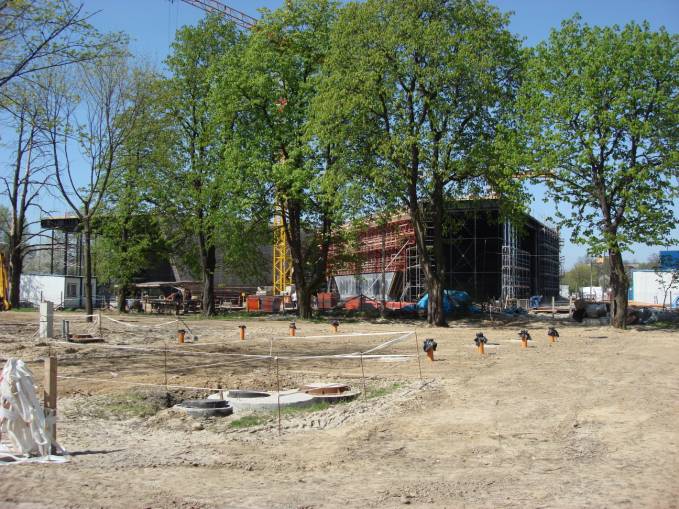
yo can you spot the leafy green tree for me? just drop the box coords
[158,15,266,315]
[519,17,678,328]
[213,0,347,319]
[312,0,525,325]
[562,256,609,294]
[563,261,591,294]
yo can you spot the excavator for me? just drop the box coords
[0,252,10,310]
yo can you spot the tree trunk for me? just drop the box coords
[297,283,313,319]
[411,209,447,327]
[609,248,628,329]
[408,179,447,327]
[428,176,447,327]
[117,285,128,313]
[427,275,446,326]
[83,222,94,321]
[8,246,22,308]
[201,244,216,316]
[283,198,331,321]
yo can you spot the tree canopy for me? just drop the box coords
[212,0,349,318]
[519,17,678,327]
[312,0,526,324]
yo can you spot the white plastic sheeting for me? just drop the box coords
[0,358,65,464]
[580,286,605,301]
[334,272,395,300]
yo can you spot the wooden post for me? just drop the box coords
[164,343,168,390]
[43,356,57,444]
[98,311,102,338]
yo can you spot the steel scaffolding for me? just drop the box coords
[501,220,531,303]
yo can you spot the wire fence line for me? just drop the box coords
[47,330,421,397]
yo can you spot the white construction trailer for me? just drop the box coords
[630,270,679,308]
[20,274,97,309]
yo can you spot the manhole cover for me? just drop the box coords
[300,383,350,395]
[300,383,360,403]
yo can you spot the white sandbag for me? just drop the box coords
[0,358,63,463]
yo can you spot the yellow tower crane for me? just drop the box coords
[272,204,293,295]
[0,252,11,310]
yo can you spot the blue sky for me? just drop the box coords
[39,1,679,267]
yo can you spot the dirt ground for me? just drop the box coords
[1,310,678,509]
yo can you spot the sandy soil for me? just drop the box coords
[1,310,678,509]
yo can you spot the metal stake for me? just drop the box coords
[360,352,367,402]
[268,337,274,374]
[275,356,281,435]
[43,356,57,446]
[414,331,423,380]
[164,342,168,390]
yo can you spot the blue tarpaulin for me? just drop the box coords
[529,295,543,308]
[660,251,679,270]
[417,290,473,315]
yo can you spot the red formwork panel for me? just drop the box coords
[246,295,260,312]
[317,292,338,310]
[261,296,281,313]
[343,295,381,311]
[247,295,281,313]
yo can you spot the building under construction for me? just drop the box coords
[329,200,561,305]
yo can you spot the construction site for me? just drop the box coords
[329,200,562,306]
[1,310,678,508]
[0,0,678,508]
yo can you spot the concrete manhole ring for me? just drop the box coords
[227,390,270,399]
[209,389,314,412]
[182,399,230,409]
[175,399,234,418]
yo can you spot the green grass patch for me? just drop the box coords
[229,414,269,429]
[366,382,403,400]
[72,390,169,420]
[647,320,679,329]
[105,394,160,418]
[280,401,332,415]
